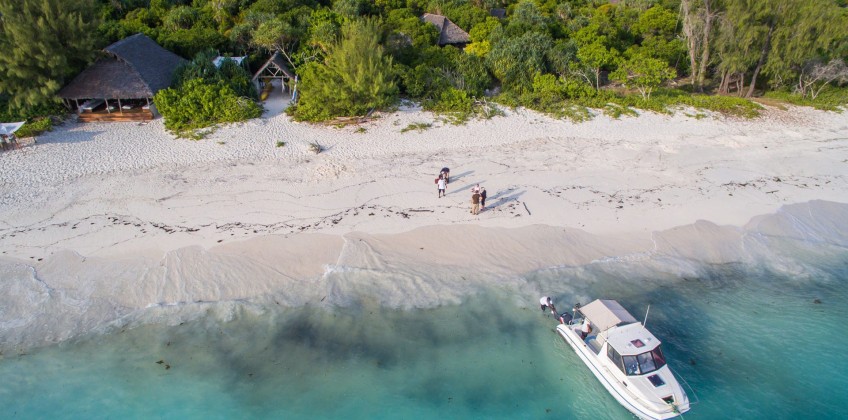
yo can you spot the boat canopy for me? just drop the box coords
[605,322,662,356]
[580,299,638,332]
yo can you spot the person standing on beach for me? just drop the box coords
[441,167,450,184]
[471,190,481,214]
[479,187,487,210]
[437,175,446,198]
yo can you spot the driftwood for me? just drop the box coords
[326,108,376,127]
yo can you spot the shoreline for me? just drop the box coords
[1,200,847,353]
[1,103,847,351]
[1,104,846,258]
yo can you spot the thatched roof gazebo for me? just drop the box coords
[421,13,470,47]
[58,33,186,122]
[253,52,295,86]
[252,51,297,101]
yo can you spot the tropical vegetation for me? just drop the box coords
[0,0,845,129]
[154,50,262,136]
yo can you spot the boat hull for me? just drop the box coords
[556,324,686,420]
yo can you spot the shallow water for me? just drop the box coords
[2,250,846,419]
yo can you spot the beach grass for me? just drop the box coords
[400,122,432,133]
[496,88,762,121]
[763,86,848,111]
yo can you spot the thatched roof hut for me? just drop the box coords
[421,13,470,46]
[252,51,296,97]
[252,51,295,81]
[58,33,186,101]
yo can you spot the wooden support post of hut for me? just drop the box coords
[252,51,296,100]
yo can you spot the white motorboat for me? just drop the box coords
[556,299,691,419]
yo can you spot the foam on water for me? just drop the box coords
[1,201,847,417]
[1,259,847,419]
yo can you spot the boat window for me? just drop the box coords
[652,346,666,368]
[637,351,657,373]
[623,355,640,375]
[622,346,668,376]
[607,346,625,374]
[648,374,666,387]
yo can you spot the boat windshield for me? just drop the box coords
[612,346,667,376]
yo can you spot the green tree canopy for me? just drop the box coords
[154,78,262,135]
[576,41,621,90]
[611,54,675,99]
[292,18,398,121]
[505,0,548,37]
[487,31,553,94]
[0,0,101,109]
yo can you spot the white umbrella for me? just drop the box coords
[0,121,25,136]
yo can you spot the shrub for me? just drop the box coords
[495,87,761,121]
[158,27,227,59]
[610,55,675,100]
[400,122,432,133]
[427,88,473,114]
[292,19,398,122]
[155,78,262,136]
[424,88,475,124]
[677,94,761,118]
[0,96,65,121]
[764,86,848,111]
[400,64,445,99]
[562,78,596,98]
[532,73,565,97]
[15,117,52,137]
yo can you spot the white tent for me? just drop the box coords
[0,121,25,136]
[212,56,247,68]
[580,299,638,332]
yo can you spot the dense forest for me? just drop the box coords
[0,0,846,133]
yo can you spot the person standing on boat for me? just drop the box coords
[580,320,592,339]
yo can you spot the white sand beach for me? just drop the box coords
[1,101,847,350]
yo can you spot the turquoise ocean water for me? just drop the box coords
[2,236,847,418]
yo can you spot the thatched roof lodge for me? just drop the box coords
[421,13,471,47]
[58,33,186,122]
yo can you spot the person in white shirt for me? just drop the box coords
[540,296,557,316]
[581,320,593,339]
[437,175,446,198]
